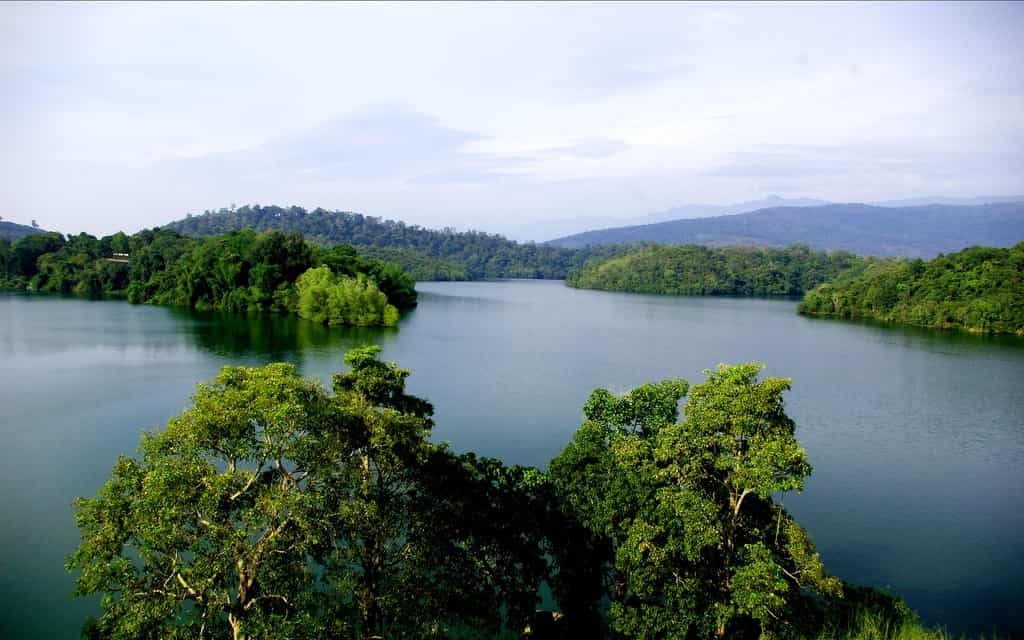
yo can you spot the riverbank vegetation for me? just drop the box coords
[799,243,1024,335]
[566,243,866,296]
[70,347,947,640]
[0,229,415,327]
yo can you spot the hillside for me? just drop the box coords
[0,220,43,242]
[567,244,866,297]
[548,202,1024,257]
[164,205,625,279]
[799,242,1024,335]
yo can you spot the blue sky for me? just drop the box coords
[3,1,1023,239]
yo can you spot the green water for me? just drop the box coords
[1,281,1022,638]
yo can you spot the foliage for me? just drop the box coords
[295,267,399,327]
[355,246,469,282]
[163,204,629,280]
[799,243,1024,335]
[549,365,842,638]
[69,347,556,640]
[71,348,950,639]
[67,362,345,640]
[566,243,866,297]
[0,228,417,327]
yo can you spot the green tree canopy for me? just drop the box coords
[1,228,415,327]
[567,244,866,298]
[549,364,841,639]
[799,242,1024,334]
[70,350,924,640]
[69,347,544,640]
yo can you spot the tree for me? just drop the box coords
[294,267,399,327]
[11,231,65,277]
[549,365,841,639]
[548,379,691,634]
[31,218,39,228]
[68,346,541,640]
[67,349,442,639]
[68,363,348,640]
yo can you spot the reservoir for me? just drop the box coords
[1,281,1022,638]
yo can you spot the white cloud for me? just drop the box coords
[1,1,1022,239]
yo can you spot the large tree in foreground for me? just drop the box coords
[71,351,910,639]
[68,347,544,640]
[68,362,341,640]
[550,364,841,639]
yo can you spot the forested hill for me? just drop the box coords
[548,202,1024,257]
[567,244,866,297]
[164,205,624,279]
[798,242,1024,335]
[0,220,43,242]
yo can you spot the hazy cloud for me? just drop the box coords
[1,2,1022,238]
[551,139,631,159]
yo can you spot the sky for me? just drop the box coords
[3,1,1023,240]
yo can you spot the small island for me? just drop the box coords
[0,228,417,327]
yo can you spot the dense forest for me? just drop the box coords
[354,245,469,281]
[799,243,1024,335]
[164,205,627,279]
[70,347,934,640]
[566,244,867,297]
[549,202,1024,257]
[0,229,417,327]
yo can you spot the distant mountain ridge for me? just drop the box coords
[547,202,1024,257]
[519,194,1024,241]
[0,220,43,242]
[642,195,832,224]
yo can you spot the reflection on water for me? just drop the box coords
[166,306,400,361]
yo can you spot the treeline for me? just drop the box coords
[799,243,1024,335]
[71,347,930,640]
[567,244,867,296]
[354,245,469,281]
[0,229,417,327]
[164,204,627,279]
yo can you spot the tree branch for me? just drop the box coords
[243,593,291,610]
[734,487,752,517]
[229,457,266,501]
[176,572,204,601]
[781,567,802,586]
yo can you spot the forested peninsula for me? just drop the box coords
[799,243,1024,335]
[566,244,867,296]
[70,346,939,640]
[164,204,627,280]
[0,228,416,327]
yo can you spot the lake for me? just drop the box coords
[1,281,1022,638]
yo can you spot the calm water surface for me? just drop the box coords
[1,282,1022,638]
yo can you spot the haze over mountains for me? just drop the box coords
[456,194,1024,242]
[0,220,44,242]
[548,201,1024,257]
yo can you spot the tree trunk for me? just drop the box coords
[228,614,245,640]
